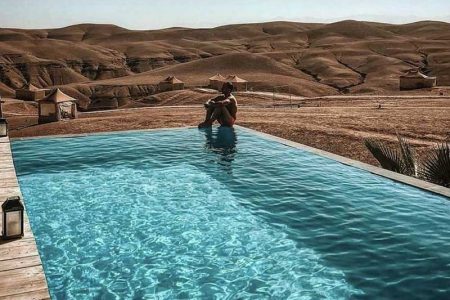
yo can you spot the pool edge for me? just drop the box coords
[235,125,450,199]
[9,125,450,198]
[10,125,198,141]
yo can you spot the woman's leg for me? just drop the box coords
[217,107,235,126]
[199,106,221,127]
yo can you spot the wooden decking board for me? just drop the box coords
[0,173,18,179]
[0,186,21,192]
[0,288,50,300]
[0,149,13,155]
[0,182,20,189]
[0,266,48,298]
[0,237,36,249]
[0,165,16,170]
[0,188,22,199]
[0,242,39,261]
[0,137,50,299]
[0,255,42,272]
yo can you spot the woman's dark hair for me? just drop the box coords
[223,82,234,90]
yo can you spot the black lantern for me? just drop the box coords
[2,196,24,240]
[0,118,8,137]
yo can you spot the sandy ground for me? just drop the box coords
[5,95,450,168]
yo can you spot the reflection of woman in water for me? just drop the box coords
[203,126,237,173]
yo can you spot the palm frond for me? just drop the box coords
[397,133,416,176]
[418,143,450,187]
[364,139,404,173]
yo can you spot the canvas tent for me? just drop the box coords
[225,75,248,91]
[158,76,185,92]
[15,83,46,101]
[37,88,77,123]
[400,70,436,90]
[209,74,226,90]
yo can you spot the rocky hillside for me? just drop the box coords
[1,20,449,102]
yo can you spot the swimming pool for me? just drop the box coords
[12,127,450,299]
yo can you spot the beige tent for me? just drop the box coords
[15,83,46,101]
[225,75,248,91]
[37,88,78,123]
[400,70,436,90]
[209,74,226,90]
[158,76,185,92]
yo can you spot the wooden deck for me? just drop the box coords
[0,136,50,300]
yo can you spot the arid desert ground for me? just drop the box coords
[4,89,449,167]
[1,20,450,168]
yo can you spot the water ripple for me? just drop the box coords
[12,127,450,299]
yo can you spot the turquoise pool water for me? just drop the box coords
[12,127,450,299]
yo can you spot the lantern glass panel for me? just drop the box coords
[0,123,6,136]
[6,211,21,236]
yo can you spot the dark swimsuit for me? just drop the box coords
[218,117,235,127]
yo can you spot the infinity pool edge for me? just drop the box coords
[10,125,450,198]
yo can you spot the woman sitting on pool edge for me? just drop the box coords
[198,82,237,128]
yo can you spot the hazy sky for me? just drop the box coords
[1,0,449,29]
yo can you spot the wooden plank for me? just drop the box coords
[0,170,16,176]
[0,191,23,200]
[0,186,21,198]
[0,165,16,174]
[0,266,48,298]
[0,139,50,299]
[0,173,18,180]
[0,255,42,272]
[0,172,17,177]
[0,237,36,249]
[0,180,20,189]
[0,288,50,300]
[0,174,17,179]
[0,241,39,261]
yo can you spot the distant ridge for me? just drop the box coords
[1,20,449,101]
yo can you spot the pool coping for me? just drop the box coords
[10,125,450,198]
[10,126,199,141]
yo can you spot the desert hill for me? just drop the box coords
[94,52,337,96]
[1,20,449,107]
